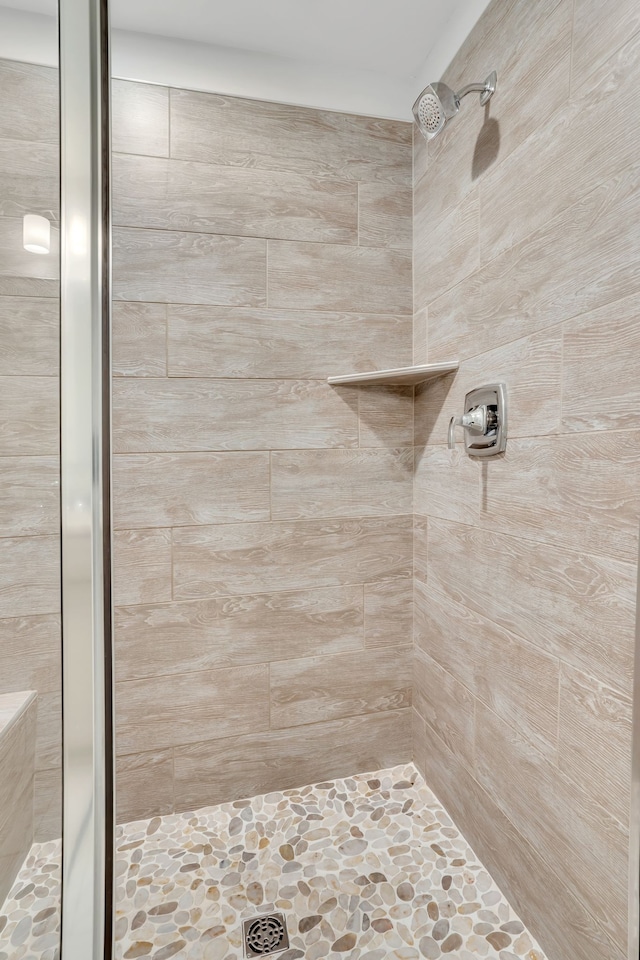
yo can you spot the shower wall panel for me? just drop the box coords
[412,1,639,959]
[110,85,415,822]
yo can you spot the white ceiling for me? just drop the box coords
[3,0,478,78]
[0,0,491,118]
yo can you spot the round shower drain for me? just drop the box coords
[243,913,289,957]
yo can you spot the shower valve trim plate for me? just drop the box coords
[448,383,507,458]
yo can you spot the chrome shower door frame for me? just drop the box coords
[59,0,114,957]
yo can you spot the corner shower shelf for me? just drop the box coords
[327,361,459,387]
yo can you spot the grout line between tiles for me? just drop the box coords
[163,302,169,375]
[166,87,172,159]
[169,527,175,601]
[116,708,413,761]
[265,238,269,308]
[555,667,562,769]
[417,511,638,570]
[559,315,566,432]
[111,219,392,250]
[568,0,577,100]
[110,296,413,318]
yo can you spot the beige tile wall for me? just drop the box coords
[111,81,414,820]
[0,59,61,845]
[412,1,638,958]
[6,24,633,955]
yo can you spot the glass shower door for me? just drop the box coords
[0,0,114,957]
[0,45,63,959]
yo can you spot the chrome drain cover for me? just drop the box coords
[242,912,289,958]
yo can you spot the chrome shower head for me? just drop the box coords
[413,71,497,141]
[413,81,459,139]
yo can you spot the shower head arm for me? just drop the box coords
[455,82,487,100]
[456,71,497,107]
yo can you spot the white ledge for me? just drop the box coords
[327,362,459,387]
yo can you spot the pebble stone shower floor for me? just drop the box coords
[1,763,547,960]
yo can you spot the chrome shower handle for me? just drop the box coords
[448,406,488,449]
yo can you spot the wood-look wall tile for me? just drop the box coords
[270,646,411,729]
[0,536,59,619]
[0,297,58,376]
[559,663,632,827]
[358,182,412,250]
[417,329,562,445]
[113,378,358,452]
[417,724,625,960]
[479,32,640,261]
[411,2,636,952]
[440,0,566,93]
[415,580,559,760]
[572,0,640,91]
[113,154,358,244]
[112,528,172,606]
[169,88,412,184]
[112,226,266,307]
[562,294,640,433]
[112,302,167,377]
[267,240,412,315]
[414,444,480,525]
[0,376,58,456]
[172,516,412,600]
[414,190,479,311]
[0,614,60,695]
[414,649,475,769]
[481,433,640,561]
[166,305,412,379]
[414,106,485,232]
[434,160,640,361]
[271,448,412,519]
[0,218,58,298]
[113,452,270,528]
[475,701,627,951]
[115,749,174,824]
[115,586,364,682]
[363,579,412,648]
[424,0,572,218]
[435,0,572,188]
[0,140,58,219]
[173,709,411,811]
[0,456,59,538]
[427,519,635,693]
[358,385,413,448]
[415,436,639,607]
[0,61,58,143]
[116,664,269,753]
[112,80,169,158]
